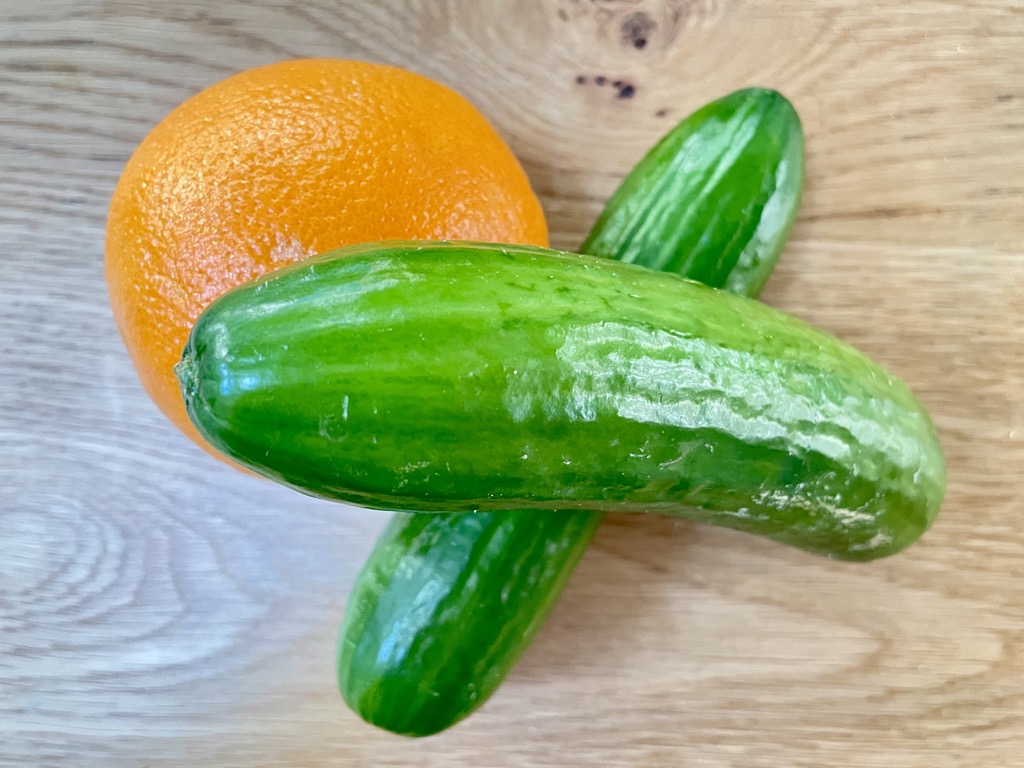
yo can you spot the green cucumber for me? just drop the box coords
[177,241,945,556]
[337,88,805,737]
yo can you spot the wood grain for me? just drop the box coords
[1,1,1022,765]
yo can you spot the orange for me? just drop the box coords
[106,58,548,460]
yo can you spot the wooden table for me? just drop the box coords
[2,2,1021,765]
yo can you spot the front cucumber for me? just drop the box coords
[337,88,805,737]
[178,241,945,558]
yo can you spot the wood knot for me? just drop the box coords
[587,0,725,52]
[621,11,657,50]
[574,74,638,101]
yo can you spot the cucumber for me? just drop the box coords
[337,88,805,737]
[177,241,945,558]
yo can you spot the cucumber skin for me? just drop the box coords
[338,88,806,737]
[178,241,945,559]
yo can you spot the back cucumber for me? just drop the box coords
[335,88,807,737]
